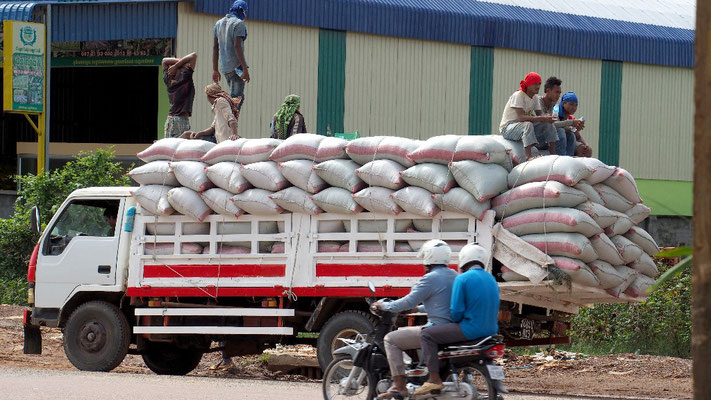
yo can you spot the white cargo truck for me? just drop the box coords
[22,187,642,374]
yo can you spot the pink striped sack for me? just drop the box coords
[588,260,626,289]
[173,140,216,161]
[452,135,509,164]
[604,211,635,236]
[501,265,528,282]
[605,167,643,204]
[577,158,616,185]
[508,155,593,188]
[137,138,185,162]
[519,233,598,263]
[501,207,603,237]
[624,275,654,298]
[493,181,587,219]
[201,138,248,164]
[269,133,324,162]
[593,184,634,213]
[406,135,461,165]
[145,243,203,256]
[346,136,420,167]
[552,257,600,287]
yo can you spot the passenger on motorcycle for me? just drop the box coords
[414,243,500,396]
[372,240,457,399]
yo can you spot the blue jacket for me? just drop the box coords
[382,265,457,326]
[450,268,500,340]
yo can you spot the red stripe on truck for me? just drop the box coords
[143,264,286,278]
[316,263,458,277]
[126,286,411,298]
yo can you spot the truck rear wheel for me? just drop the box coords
[317,310,375,370]
[63,301,130,372]
[142,342,203,375]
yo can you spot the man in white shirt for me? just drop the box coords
[498,72,557,160]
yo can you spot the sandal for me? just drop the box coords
[376,389,408,399]
[413,382,444,396]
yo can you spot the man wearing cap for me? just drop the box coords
[213,1,250,106]
[498,72,558,160]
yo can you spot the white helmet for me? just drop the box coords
[418,240,452,266]
[458,243,490,272]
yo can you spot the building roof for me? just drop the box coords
[0,1,38,22]
[195,0,695,67]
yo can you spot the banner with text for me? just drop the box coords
[3,21,45,113]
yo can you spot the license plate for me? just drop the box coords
[520,318,535,340]
[487,365,505,381]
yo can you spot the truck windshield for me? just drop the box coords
[45,199,120,256]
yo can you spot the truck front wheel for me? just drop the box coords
[63,301,130,372]
[142,342,203,375]
[317,310,375,370]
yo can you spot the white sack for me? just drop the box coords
[173,140,216,161]
[314,159,366,193]
[605,167,642,204]
[233,138,282,164]
[401,163,456,194]
[450,161,509,201]
[575,181,605,205]
[269,133,323,162]
[590,234,625,265]
[489,135,525,166]
[270,187,323,215]
[575,201,618,229]
[354,160,406,190]
[137,138,185,162]
[628,253,659,278]
[201,138,248,164]
[128,161,180,186]
[201,188,244,218]
[553,257,600,287]
[624,275,655,298]
[520,233,598,263]
[391,187,440,217]
[501,207,603,237]
[493,181,587,219]
[624,226,660,256]
[432,188,490,221]
[316,137,349,162]
[240,161,290,192]
[231,189,284,215]
[166,187,212,221]
[508,155,593,187]
[346,136,420,167]
[604,211,635,236]
[625,204,652,225]
[593,184,634,213]
[588,260,626,289]
[144,242,203,256]
[312,187,363,214]
[205,162,252,194]
[577,158,616,185]
[171,161,214,192]
[606,266,638,297]
[610,235,644,264]
[278,160,328,194]
[134,185,174,215]
[353,187,402,215]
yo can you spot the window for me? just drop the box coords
[44,199,120,256]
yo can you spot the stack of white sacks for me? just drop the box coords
[130,133,659,298]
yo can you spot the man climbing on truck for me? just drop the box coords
[372,240,457,399]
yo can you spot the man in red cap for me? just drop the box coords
[498,72,557,159]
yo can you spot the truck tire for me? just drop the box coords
[317,310,375,370]
[63,301,130,372]
[142,342,203,375]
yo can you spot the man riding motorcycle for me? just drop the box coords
[373,240,457,399]
[415,243,500,396]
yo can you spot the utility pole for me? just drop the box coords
[693,0,710,398]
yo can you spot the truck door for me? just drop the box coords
[35,198,123,308]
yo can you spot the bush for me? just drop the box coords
[0,149,131,304]
[569,262,691,358]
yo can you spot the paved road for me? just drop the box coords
[0,365,616,400]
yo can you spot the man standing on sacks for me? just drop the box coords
[372,240,457,399]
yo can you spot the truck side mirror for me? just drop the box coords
[30,206,40,235]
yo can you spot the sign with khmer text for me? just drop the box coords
[3,21,45,113]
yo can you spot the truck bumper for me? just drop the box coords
[23,309,42,355]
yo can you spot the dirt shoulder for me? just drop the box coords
[0,304,691,399]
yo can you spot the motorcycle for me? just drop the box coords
[322,282,507,400]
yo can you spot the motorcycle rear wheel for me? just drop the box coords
[322,356,375,400]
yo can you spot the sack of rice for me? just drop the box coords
[490,136,525,166]
[588,260,627,289]
[206,162,252,194]
[624,275,654,298]
[575,201,617,229]
[312,187,363,214]
[590,234,625,265]
[606,266,638,297]
[407,135,460,164]
[357,241,386,252]
[201,188,244,218]
[314,159,366,193]
[450,161,509,201]
[628,253,659,278]
[128,161,180,186]
[269,133,324,162]
[605,167,642,204]
[346,136,420,167]
[270,187,323,215]
[501,207,602,237]
[391,187,440,217]
[604,211,635,236]
[202,244,251,255]
[240,161,290,192]
[624,226,660,256]
[316,137,349,162]
[401,163,456,194]
[354,160,406,190]
[134,185,174,215]
[145,222,210,235]
[234,138,282,164]
[144,242,203,256]
[137,138,185,162]
[577,158,616,185]
[508,155,593,188]
[575,181,605,205]
[501,265,528,281]
[609,235,643,264]
[318,220,346,233]
[593,184,634,213]
[278,160,328,194]
[173,139,216,161]
[520,233,597,263]
[344,137,384,165]
[452,136,509,165]
[625,203,652,224]
[271,242,285,254]
[432,188,490,221]
[170,161,214,192]
[201,138,248,164]
[231,189,284,215]
[552,257,600,287]
[318,241,346,252]
[167,187,212,221]
[492,181,587,219]
[353,187,402,215]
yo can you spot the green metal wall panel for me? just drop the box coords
[637,179,692,216]
[468,46,493,135]
[599,61,622,165]
[317,29,346,135]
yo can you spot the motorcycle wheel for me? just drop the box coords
[322,356,375,400]
[459,365,497,400]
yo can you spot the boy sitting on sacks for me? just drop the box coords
[498,72,557,160]
[553,91,593,157]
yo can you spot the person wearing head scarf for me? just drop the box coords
[552,91,591,157]
[161,52,197,139]
[213,1,250,103]
[270,95,307,139]
[498,72,558,159]
[185,84,241,143]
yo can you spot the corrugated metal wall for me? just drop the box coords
[176,3,319,138]
[343,32,470,139]
[619,63,693,181]
[492,49,603,157]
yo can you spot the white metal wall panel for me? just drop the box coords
[492,49,602,157]
[344,32,470,139]
[620,63,693,181]
[176,4,319,138]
